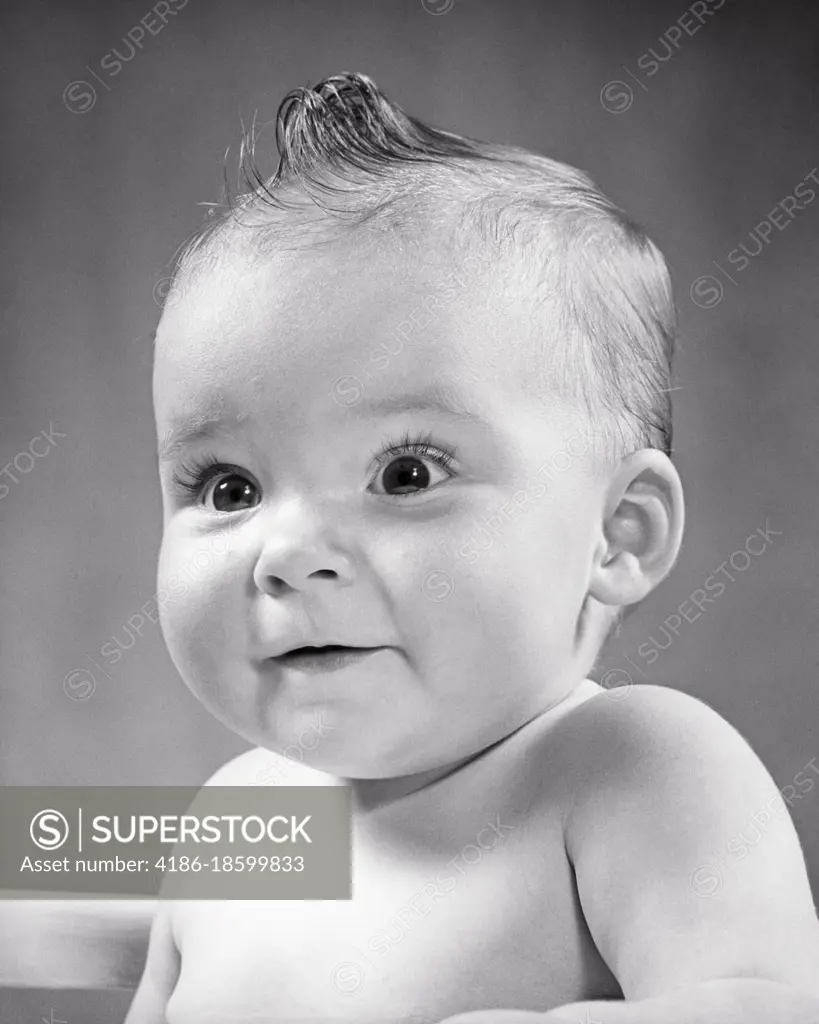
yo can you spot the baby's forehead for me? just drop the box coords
[168,204,554,319]
[158,235,543,373]
[152,232,578,457]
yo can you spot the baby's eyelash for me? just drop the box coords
[369,431,457,472]
[171,452,230,496]
[170,434,457,503]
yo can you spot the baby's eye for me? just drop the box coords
[369,435,456,498]
[172,457,261,513]
[207,472,260,512]
[376,455,448,495]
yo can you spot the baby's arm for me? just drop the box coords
[123,899,179,1024]
[447,685,819,1024]
[123,747,280,1023]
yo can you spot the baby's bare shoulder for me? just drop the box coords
[523,682,773,834]
[554,682,758,785]
[201,745,335,787]
[549,686,819,997]
[579,681,752,751]
[551,682,785,842]
[561,681,738,746]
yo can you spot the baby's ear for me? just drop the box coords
[588,448,684,607]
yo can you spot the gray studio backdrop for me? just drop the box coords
[2,0,818,898]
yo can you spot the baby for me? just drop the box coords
[127,73,819,1024]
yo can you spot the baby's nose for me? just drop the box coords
[252,507,355,595]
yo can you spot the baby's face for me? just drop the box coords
[153,236,607,778]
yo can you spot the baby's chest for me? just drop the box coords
[166,820,615,1024]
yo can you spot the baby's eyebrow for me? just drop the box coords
[361,384,488,426]
[157,415,249,462]
[157,385,492,462]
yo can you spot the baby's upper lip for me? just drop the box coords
[265,640,387,660]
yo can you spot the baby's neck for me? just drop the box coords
[342,677,602,813]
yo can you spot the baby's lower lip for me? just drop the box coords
[271,645,384,674]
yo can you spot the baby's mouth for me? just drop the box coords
[272,645,385,674]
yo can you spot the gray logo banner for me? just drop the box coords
[0,786,351,899]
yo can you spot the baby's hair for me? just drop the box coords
[171,72,676,460]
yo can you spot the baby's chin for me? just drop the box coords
[195,690,474,781]
[181,655,552,779]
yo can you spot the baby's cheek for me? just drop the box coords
[156,538,228,671]
[455,523,570,651]
[368,520,453,603]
